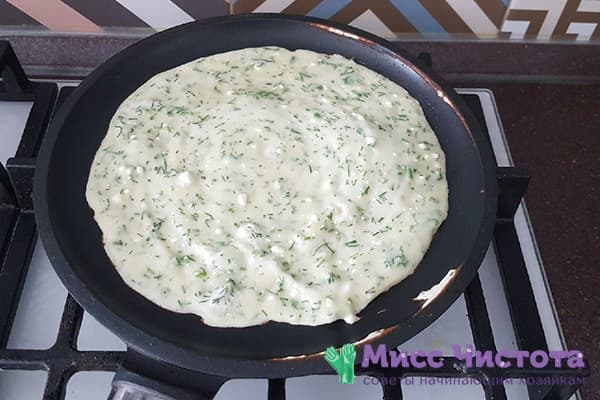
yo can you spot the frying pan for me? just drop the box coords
[33,14,497,398]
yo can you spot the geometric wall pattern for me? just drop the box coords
[0,0,598,41]
[502,0,600,39]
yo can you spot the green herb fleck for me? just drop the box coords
[195,268,207,278]
[385,252,409,268]
[176,254,195,266]
[314,242,335,256]
[327,272,341,284]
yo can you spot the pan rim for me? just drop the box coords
[33,13,497,378]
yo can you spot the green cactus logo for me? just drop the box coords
[324,343,356,384]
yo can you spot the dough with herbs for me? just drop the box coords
[86,47,448,327]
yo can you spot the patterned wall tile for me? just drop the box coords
[502,0,600,39]
[61,0,148,27]
[0,0,598,41]
[554,0,600,39]
[0,0,43,27]
[168,0,230,21]
[230,0,509,38]
[418,0,471,35]
[105,0,190,28]
[4,0,103,32]
[329,1,419,37]
[0,0,229,31]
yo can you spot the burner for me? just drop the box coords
[0,41,589,400]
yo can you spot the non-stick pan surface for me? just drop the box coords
[34,15,497,378]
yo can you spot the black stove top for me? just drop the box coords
[0,41,589,400]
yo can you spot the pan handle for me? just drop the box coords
[109,381,175,400]
[108,366,225,400]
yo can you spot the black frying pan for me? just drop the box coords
[34,14,496,386]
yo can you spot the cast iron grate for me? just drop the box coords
[0,41,589,400]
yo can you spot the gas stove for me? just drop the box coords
[0,41,588,400]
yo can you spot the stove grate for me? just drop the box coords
[0,41,589,400]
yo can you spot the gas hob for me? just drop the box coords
[0,41,587,400]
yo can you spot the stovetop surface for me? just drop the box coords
[0,83,579,400]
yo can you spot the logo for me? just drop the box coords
[324,343,356,384]
[324,343,586,386]
[361,344,585,370]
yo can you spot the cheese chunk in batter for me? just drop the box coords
[86,47,448,327]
